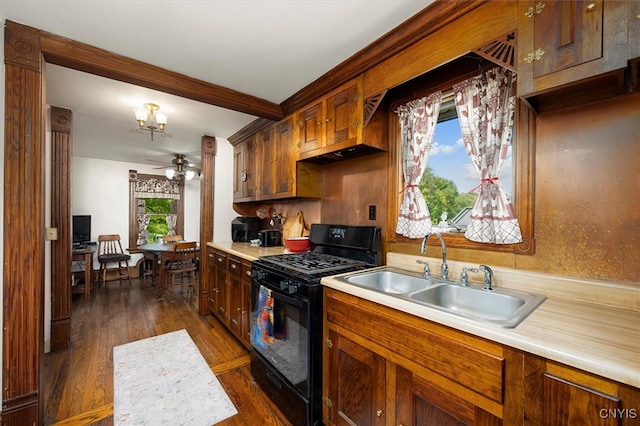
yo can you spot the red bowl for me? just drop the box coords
[284,236,310,252]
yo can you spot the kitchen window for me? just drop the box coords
[387,57,535,254]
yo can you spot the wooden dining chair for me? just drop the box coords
[162,234,183,242]
[97,234,132,287]
[164,241,198,301]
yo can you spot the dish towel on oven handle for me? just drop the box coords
[252,285,289,348]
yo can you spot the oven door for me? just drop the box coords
[251,276,310,397]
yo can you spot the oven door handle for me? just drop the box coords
[269,290,306,308]
[256,283,306,308]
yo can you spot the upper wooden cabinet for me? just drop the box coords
[296,76,386,162]
[231,115,322,202]
[232,135,258,202]
[517,0,628,98]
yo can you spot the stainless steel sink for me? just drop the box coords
[341,269,431,294]
[409,283,546,327]
[337,268,546,328]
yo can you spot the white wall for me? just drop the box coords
[214,139,237,242]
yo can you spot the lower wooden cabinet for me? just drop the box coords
[325,329,386,425]
[323,288,640,426]
[524,356,640,426]
[206,247,252,349]
[323,288,504,426]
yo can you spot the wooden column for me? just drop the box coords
[199,135,216,315]
[50,106,73,351]
[3,21,45,424]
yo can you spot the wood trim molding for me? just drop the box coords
[3,20,44,424]
[280,0,486,114]
[199,135,216,314]
[35,24,283,121]
[50,106,73,352]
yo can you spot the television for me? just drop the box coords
[72,215,92,246]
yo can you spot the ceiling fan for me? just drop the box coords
[151,154,201,181]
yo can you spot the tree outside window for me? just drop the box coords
[143,198,173,240]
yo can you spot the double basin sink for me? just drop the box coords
[337,268,546,328]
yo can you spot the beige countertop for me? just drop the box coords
[206,243,639,388]
[207,241,287,260]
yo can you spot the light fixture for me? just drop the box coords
[132,102,171,141]
[164,154,198,181]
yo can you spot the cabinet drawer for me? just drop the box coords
[325,289,505,404]
[228,256,242,276]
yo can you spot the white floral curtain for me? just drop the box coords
[136,213,151,245]
[166,214,177,236]
[395,92,442,238]
[133,178,180,199]
[453,67,522,244]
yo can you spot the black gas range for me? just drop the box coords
[250,224,381,426]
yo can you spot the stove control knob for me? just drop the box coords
[288,283,298,294]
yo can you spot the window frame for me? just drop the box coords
[386,70,535,255]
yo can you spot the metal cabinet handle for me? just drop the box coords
[586,2,596,12]
[245,271,252,277]
[230,264,237,270]
[524,48,545,63]
[376,409,383,417]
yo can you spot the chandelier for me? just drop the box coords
[165,154,197,181]
[132,102,171,141]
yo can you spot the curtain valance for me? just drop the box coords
[133,177,180,200]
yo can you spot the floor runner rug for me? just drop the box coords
[114,329,238,425]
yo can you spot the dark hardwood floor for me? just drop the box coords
[44,276,292,425]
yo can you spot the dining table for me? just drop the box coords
[137,242,199,298]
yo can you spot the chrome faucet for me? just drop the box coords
[460,267,479,286]
[420,232,448,280]
[479,265,493,291]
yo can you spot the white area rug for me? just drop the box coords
[114,329,238,425]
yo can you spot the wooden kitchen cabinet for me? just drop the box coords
[259,115,322,200]
[209,249,227,323]
[227,255,243,338]
[232,135,258,202]
[241,259,252,349]
[517,0,628,98]
[207,247,253,349]
[325,329,386,425]
[323,289,506,426]
[296,77,364,161]
[524,355,640,426]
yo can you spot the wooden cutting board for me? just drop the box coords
[283,211,305,238]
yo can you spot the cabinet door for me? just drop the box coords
[297,101,325,153]
[523,356,638,426]
[517,0,628,96]
[326,330,386,426]
[273,117,295,197]
[214,251,228,323]
[228,256,243,337]
[396,366,501,426]
[232,143,245,200]
[325,82,360,148]
[241,260,252,349]
[206,248,216,315]
[244,136,257,199]
[259,126,276,198]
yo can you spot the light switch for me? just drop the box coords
[45,227,58,241]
